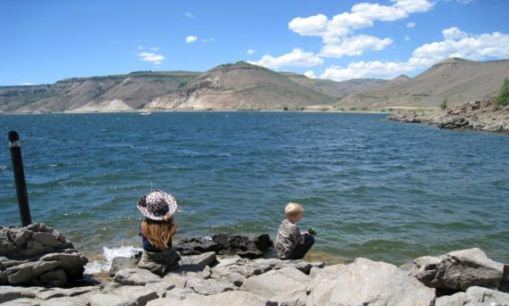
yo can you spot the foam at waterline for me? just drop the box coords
[84,245,143,274]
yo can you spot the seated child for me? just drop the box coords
[136,190,181,276]
[275,202,314,260]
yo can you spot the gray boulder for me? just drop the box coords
[185,276,235,295]
[114,268,161,286]
[110,256,141,276]
[174,233,273,259]
[0,224,88,287]
[179,251,218,271]
[241,267,309,298]
[306,258,435,306]
[146,290,268,306]
[435,286,509,306]
[403,248,504,291]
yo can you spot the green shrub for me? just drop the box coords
[440,98,448,110]
[495,78,509,107]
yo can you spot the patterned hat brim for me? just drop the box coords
[137,191,178,220]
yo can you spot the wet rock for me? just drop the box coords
[174,233,273,259]
[404,248,504,291]
[306,258,435,306]
[110,256,141,276]
[390,99,509,134]
[388,111,422,123]
[114,268,161,286]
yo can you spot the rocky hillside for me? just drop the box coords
[2,58,509,113]
[145,62,338,110]
[389,99,509,134]
[1,63,389,113]
[0,71,199,113]
[338,58,509,109]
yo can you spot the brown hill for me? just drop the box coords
[283,73,388,99]
[338,58,509,109]
[145,62,338,110]
[0,71,199,113]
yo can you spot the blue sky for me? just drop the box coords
[1,0,509,85]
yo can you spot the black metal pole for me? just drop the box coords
[8,131,32,226]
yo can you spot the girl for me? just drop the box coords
[136,190,180,275]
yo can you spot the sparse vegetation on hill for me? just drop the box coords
[2,58,509,113]
[440,98,448,110]
[495,78,509,107]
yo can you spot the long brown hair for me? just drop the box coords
[140,217,177,251]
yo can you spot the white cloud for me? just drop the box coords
[288,0,432,60]
[320,27,509,81]
[138,52,165,64]
[289,0,433,41]
[412,27,509,65]
[184,12,194,18]
[186,35,198,43]
[249,48,323,69]
[321,60,416,81]
[288,14,328,36]
[404,35,411,41]
[246,49,256,55]
[21,82,33,86]
[304,71,317,79]
[320,35,393,58]
[442,27,467,40]
[202,38,215,43]
[406,21,416,28]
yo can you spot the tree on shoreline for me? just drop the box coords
[495,78,509,107]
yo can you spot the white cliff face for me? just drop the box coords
[67,99,133,113]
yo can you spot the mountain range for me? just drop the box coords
[1,58,508,113]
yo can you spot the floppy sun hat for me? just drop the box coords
[137,190,178,221]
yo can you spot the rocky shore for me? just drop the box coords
[389,100,509,134]
[1,224,508,306]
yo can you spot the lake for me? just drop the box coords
[1,112,508,264]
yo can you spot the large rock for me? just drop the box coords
[146,290,268,306]
[179,251,218,271]
[435,286,509,306]
[109,256,141,276]
[241,267,309,298]
[0,224,72,259]
[0,224,88,287]
[174,233,273,259]
[185,277,235,295]
[306,258,435,306]
[114,268,161,286]
[403,248,504,291]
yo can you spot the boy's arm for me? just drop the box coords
[291,225,303,245]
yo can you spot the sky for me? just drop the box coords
[1,0,509,85]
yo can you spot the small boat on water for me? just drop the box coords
[140,111,152,116]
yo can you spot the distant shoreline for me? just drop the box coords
[0,108,422,116]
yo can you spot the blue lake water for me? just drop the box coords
[1,112,508,264]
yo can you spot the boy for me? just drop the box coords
[275,202,315,260]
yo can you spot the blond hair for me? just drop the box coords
[140,217,178,251]
[285,202,304,218]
